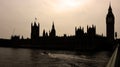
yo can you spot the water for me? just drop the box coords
[0,47,110,67]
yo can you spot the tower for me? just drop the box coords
[31,18,40,40]
[75,26,84,37]
[87,25,96,37]
[49,22,56,37]
[106,3,115,40]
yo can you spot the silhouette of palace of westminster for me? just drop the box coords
[0,4,120,51]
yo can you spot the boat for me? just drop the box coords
[41,51,50,55]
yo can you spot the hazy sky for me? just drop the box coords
[0,0,120,39]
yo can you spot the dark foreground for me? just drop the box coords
[0,47,111,67]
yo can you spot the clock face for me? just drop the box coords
[108,18,112,22]
[107,17,114,23]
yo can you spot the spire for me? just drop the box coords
[52,21,55,30]
[107,2,114,17]
[50,21,56,37]
[108,2,112,12]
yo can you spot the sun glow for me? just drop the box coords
[54,0,88,12]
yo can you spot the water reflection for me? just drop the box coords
[0,47,110,67]
[11,48,31,64]
[30,49,40,65]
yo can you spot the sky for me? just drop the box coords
[0,0,120,39]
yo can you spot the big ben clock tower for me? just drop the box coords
[106,4,115,40]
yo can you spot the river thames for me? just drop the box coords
[0,47,111,67]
